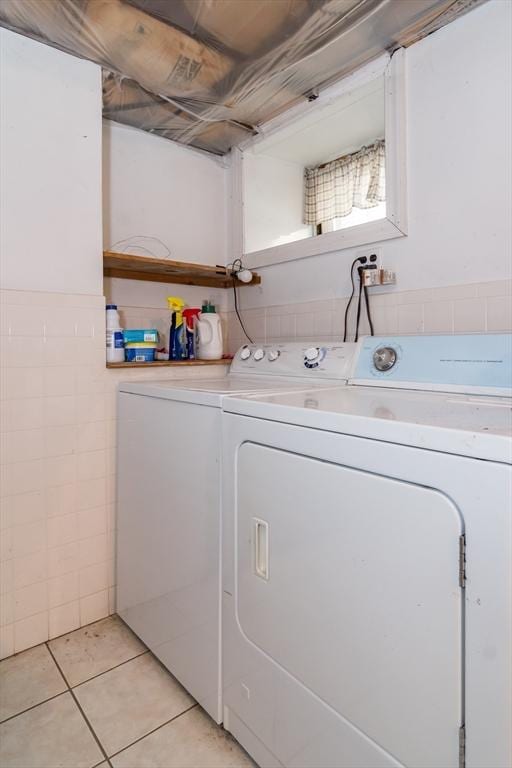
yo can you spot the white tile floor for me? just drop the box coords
[0,615,254,768]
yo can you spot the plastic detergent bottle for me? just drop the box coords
[182,308,201,359]
[106,304,125,363]
[196,300,223,360]
[167,296,186,360]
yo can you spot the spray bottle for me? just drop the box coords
[167,296,186,360]
[182,308,201,360]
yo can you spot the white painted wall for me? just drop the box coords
[235,0,512,310]
[0,29,102,295]
[103,121,227,266]
[244,152,312,253]
[103,121,229,311]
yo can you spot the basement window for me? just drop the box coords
[306,140,386,235]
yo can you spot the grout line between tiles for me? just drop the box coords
[107,702,199,762]
[69,650,149,689]
[46,642,113,768]
[0,690,69,726]
[44,615,123,649]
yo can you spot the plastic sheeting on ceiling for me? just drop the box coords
[0,0,486,155]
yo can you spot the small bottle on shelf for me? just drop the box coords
[106,304,125,363]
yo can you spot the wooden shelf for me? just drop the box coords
[106,359,230,369]
[103,252,261,289]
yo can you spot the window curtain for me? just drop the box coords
[303,140,385,226]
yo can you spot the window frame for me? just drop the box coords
[230,50,408,269]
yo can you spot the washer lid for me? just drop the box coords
[118,341,358,406]
[223,385,512,463]
[118,374,348,407]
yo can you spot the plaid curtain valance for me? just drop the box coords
[304,140,386,226]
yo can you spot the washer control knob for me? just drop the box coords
[304,347,320,362]
[253,348,265,361]
[373,346,397,372]
[240,346,251,360]
[268,350,280,362]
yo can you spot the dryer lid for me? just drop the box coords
[223,384,512,463]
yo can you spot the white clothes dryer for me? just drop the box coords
[221,334,512,768]
[116,341,357,724]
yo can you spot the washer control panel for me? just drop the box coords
[231,342,356,380]
[304,346,327,369]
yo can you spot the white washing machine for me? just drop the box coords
[221,334,512,768]
[116,341,357,724]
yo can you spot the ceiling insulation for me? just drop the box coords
[0,0,487,155]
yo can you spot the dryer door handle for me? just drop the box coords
[253,518,269,581]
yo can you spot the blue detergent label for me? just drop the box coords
[170,322,186,360]
[355,334,512,390]
[185,327,195,359]
[113,331,124,349]
[125,347,155,362]
[123,329,159,344]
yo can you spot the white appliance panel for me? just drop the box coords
[235,444,462,768]
[118,374,350,408]
[222,415,512,768]
[230,342,357,380]
[117,392,221,720]
[224,386,512,463]
[352,334,512,395]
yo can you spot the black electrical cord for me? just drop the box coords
[228,258,253,343]
[232,278,253,343]
[343,256,367,342]
[363,284,374,336]
[354,267,364,342]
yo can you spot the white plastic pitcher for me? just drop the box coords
[196,312,223,360]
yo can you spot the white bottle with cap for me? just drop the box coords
[106,304,125,363]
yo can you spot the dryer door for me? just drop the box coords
[235,442,462,768]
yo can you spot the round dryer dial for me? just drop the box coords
[268,350,280,362]
[253,348,265,361]
[240,346,251,360]
[373,346,397,372]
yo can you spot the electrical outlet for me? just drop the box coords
[380,269,396,285]
[356,248,382,264]
[362,268,380,287]
[362,267,396,286]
